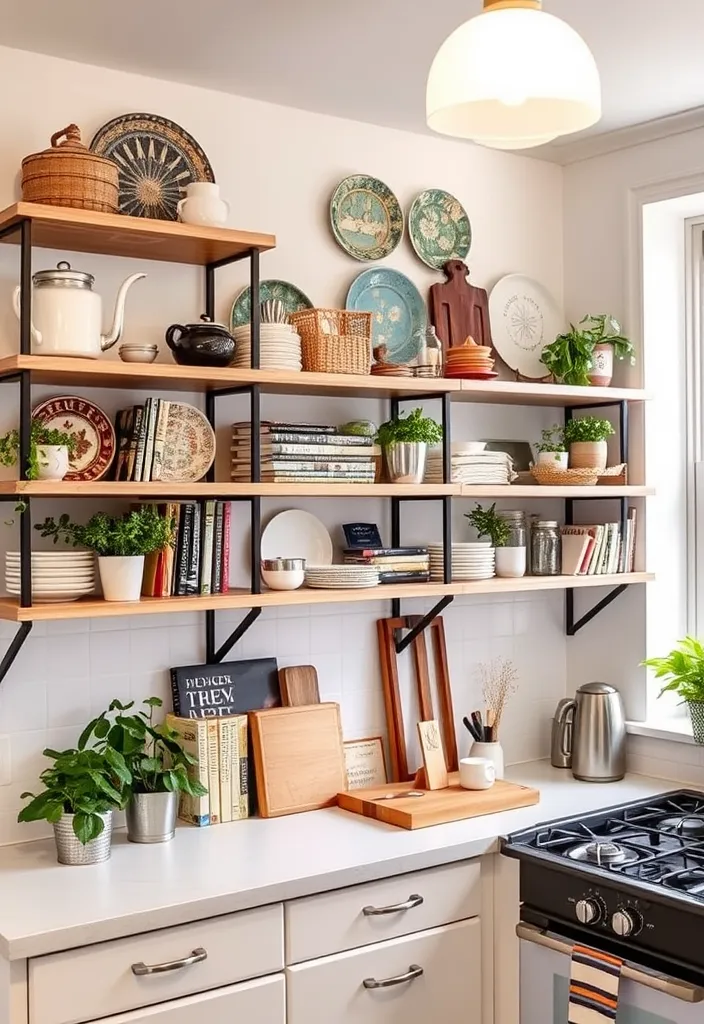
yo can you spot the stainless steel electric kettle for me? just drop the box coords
[552,682,627,782]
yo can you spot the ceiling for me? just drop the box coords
[3,0,704,160]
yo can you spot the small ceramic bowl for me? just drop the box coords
[261,557,306,591]
[119,344,159,364]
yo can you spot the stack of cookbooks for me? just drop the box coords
[560,509,637,576]
[141,500,231,598]
[230,421,379,482]
[341,522,430,584]
[112,399,170,482]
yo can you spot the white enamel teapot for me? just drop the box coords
[13,261,146,358]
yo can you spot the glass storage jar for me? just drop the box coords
[531,520,561,576]
[496,510,527,578]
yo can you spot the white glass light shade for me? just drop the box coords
[427,6,601,149]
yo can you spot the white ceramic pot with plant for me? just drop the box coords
[377,408,443,485]
[464,502,524,579]
[36,444,70,481]
[644,637,704,745]
[34,507,174,603]
[534,425,568,470]
[565,416,616,472]
[540,313,635,388]
[0,420,76,481]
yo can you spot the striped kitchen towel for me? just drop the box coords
[568,945,623,1023]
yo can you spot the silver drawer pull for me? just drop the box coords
[362,894,424,916]
[363,964,423,989]
[131,947,208,976]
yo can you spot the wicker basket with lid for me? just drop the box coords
[21,124,119,213]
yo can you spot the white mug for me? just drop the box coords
[459,757,496,791]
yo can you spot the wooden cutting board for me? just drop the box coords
[429,260,493,350]
[337,773,539,830]
[279,665,320,706]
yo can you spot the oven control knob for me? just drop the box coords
[575,899,601,925]
[612,908,640,937]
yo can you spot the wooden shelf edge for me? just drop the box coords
[459,485,654,498]
[456,379,649,406]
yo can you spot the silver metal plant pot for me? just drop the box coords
[53,811,113,865]
[384,442,428,484]
[126,791,178,844]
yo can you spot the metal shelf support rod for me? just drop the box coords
[395,596,454,654]
[0,623,33,686]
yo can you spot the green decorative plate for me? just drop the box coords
[230,280,313,328]
[408,189,471,270]
[330,175,404,261]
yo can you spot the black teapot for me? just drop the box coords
[165,315,236,367]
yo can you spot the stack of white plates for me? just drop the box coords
[428,543,495,582]
[232,324,302,371]
[304,565,380,590]
[5,551,96,603]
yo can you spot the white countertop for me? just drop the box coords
[0,762,679,960]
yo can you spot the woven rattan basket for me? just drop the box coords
[22,125,119,214]
[530,465,599,486]
[291,309,372,375]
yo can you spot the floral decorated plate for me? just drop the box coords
[330,175,404,261]
[230,279,313,329]
[32,396,115,481]
[161,402,216,482]
[347,268,427,365]
[408,189,471,270]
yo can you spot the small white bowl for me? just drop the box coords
[119,345,159,364]
[261,568,305,591]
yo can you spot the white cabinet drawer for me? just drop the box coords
[286,918,480,1024]
[29,904,283,1024]
[85,975,285,1024]
[285,860,480,963]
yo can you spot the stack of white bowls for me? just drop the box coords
[428,542,495,582]
[5,551,96,603]
[232,324,302,371]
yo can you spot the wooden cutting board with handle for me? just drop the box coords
[279,665,320,706]
[429,259,493,350]
[337,774,539,830]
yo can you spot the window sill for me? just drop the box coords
[626,718,696,745]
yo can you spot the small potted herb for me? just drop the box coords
[540,314,635,387]
[564,416,615,472]
[376,409,443,484]
[35,507,174,602]
[535,426,567,470]
[643,637,704,744]
[464,502,524,578]
[0,420,77,481]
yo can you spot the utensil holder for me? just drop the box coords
[469,741,505,779]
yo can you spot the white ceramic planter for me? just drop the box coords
[177,183,229,226]
[495,546,527,578]
[469,741,505,779]
[98,555,145,602]
[569,440,608,472]
[36,444,70,481]
[536,451,568,470]
[588,343,614,387]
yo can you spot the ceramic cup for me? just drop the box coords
[459,757,496,791]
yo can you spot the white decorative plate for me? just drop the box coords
[161,403,216,482]
[488,275,565,380]
[261,510,333,565]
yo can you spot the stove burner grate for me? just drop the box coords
[567,840,639,866]
[659,815,704,839]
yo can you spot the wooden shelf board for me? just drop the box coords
[0,481,459,498]
[459,485,654,498]
[0,573,654,622]
[0,203,275,266]
[457,379,649,407]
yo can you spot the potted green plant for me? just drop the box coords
[0,420,77,481]
[464,502,520,578]
[35,507,174,602]
[17,743,130,865]
[84,697,207,843]
[535,425,567,470]
[564,416,615,472]
[643,637,704,744]
[540,314,635,387]
[376,408,443,484]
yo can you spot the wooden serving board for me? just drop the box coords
[337,773,539,830]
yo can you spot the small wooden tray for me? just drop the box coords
[337,773,539,830]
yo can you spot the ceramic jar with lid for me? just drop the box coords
[165,315,236,367]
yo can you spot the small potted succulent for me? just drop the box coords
[534,426,567,470]
[0,420,77,481]
[376,408,443,484]
[643,637,704,744]
[564,417,616,472]
[540,314,635,387]
[464,502,523,578]
[35,507,174,602]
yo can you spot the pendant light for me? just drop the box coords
[426,0,601,150]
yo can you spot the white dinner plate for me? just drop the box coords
[488,274,565,380]
[261,510,333,565]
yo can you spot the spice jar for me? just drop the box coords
[531,520,561,576]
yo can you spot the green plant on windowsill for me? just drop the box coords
[564,417,615,445]
[643,637,704,744]
[34,507,174,557]
[535,425,566,454]
[375,408,443,448]
[465,502,511,548]
[0,420,77,480]
[540,314,635,387]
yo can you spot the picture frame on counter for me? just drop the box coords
[344,737,387,790]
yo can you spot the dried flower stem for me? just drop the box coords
[478,657,518,739]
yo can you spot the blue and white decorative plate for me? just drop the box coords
[330,175,403,261]
[347,268,427,365]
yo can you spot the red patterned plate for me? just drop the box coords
[33,396,116,481]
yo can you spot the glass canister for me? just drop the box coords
[496,510,527,578]
[497,510,526,547]
[531,520,561,575]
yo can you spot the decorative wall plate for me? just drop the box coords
[347,268,426,365]
[161,403,216,482]
[32,396,115,481]
[90,113,214,220]
[488,274,564,380]
[330,175,403,261]
[230,280,313,329]
[408,189,471,270]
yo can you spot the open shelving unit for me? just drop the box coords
[0,203,654,679]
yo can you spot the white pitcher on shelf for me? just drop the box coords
[177,182,229,227]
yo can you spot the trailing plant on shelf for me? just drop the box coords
[465,502,511,548]
[643,637,704,744]
[0,420,76,481]
[375,408,443,448]
[564,417,615,445]
[540,314,635,387]
[535,425,566,454]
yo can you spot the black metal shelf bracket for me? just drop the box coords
[395,595,454,653]
[206,608,262,664]
[566,585,629,636]
[0,623,33,686]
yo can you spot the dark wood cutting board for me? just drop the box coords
[430,259,493,350]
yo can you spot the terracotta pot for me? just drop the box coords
[588,343,614,387]
[569,441,608,472]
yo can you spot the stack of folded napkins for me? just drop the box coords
[425,442,516,485]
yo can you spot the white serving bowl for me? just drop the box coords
[261,558,306,591]
[119,345,159,364]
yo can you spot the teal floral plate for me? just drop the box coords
[230,280,313,328]
[330,175,404,261]
[408,189,471,270]
[347,268,427,365]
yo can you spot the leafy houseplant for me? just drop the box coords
[643,637,704,744]
[564,416,615,472]
[376,408,443,484]
[535,425,567,469]
[0,420,77,481]
[465,503,511,547]
[540,314,635,387]
[35,507,174,602]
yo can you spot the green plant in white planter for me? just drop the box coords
[0,420,77,481]
[643,637,704,744]
[540,314,634,387]
[464,503,513,578]
[376,408,443,484]
[535,425,567,470]
[564,416,615,472]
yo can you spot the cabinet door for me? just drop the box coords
[87,975,285,1024]
[286,918,480,1024]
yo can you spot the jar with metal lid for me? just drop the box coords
[531,520,561,576]
[497,510,526,547]
[496,510,527,578]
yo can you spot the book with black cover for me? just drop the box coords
[342,523,384,550]
[186,504,202,595]
[212,501,224,593]
[125,405,143,482]
[174,503,194,596]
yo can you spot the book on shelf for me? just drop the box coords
[125,405,143,481]
[165,715,210,826]
[378,571,431,584]
[232,422,374,446]
[212,502,225,594]
[232,472,376,483]
[342,545,428,558]
[151,400,170,481]
[206,719,220,825]
[221,501,232,592]
[561,514,637,576]
[231,441,379,458]
[141,398,159,482]
[200,500,216,596]
[232,420,337,436]
[186,504,202,596]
